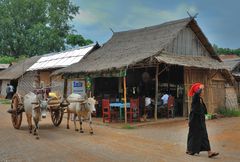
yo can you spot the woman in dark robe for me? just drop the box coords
[186,83,219,158]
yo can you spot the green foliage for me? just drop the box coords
[213,44,240,55]
[0,0,80,57]
[0,99,11,104]
[218,108,240,117]
[0,55,28,64]
[121,124,136,129]
[0,55,16,64]
[66,34,93,47]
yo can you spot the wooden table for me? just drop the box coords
[110,102,130,120]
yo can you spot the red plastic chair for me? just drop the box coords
[102,99,111,122]
[127,98,140,122]
[167,96,175,118]
[102,99,118,122]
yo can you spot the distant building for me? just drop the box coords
[0,44,100,97]
[0,57,40,97]
[222,56,240,105]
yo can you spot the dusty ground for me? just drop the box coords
[0,104,240,162]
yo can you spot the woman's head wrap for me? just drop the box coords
[188,82,202,97]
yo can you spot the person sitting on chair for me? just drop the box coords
[144,94,154,118]
[161,91,169,108]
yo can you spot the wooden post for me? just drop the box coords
[123,76,127,124]
[154,64,159,120]
[63,78,68,99]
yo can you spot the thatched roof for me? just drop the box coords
[222,58,240,71]
[155,54,224,70]
[53,18,221,75]
[221,58,240,79]
[0,56,40,80]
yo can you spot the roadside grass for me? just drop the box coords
[218,108,240,117]
[121,124,136,129]
[0,99,11,104]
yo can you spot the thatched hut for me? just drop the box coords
[0,64,10,95]
[53,17,233,120]
[0,56,41,97]
[222,57,240,109]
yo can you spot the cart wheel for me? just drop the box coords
[11,93,23,129]
[51,108,64,127]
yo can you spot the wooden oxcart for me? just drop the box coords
[10,91,69,129]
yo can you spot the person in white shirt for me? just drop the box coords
[9,84,14,99]
[145,96,151,107]
[161,93,169,105]
[144,94,154,118]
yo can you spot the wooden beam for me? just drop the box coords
[158,65,170,75]
[123,76,127,124]
[154,64,159,120]
[208,70,218,80]
[128,64,159,69]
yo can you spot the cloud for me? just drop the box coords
[72,0,116,26]
[120,4,198,29]
[72,1,199,44]
[74,9,98,25]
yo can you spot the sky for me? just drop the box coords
[71,0,240,49]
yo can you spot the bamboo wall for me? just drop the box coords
[0,80,9,97]
[225,86,239,109]
[39,71,51,87]
[183,68,226,116]
[17,71,39,96]
[50,75,64,97]
[166,27,209,56]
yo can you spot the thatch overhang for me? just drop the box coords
[222,58,240,71]
[154,54,225,70]
[221,58,240,81]
[0,56,41,80]
[52,17,221,76]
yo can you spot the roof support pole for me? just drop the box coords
[123,76,127,124]
[63,78,68,99]
[154,64,159,121]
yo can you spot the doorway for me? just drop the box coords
[10,79,18,93]
[158,65,184,117]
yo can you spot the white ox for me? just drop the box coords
[66,93,96,134]
[23,92,49,139]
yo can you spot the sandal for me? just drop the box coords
[208,152,219,158]
[186,151,195,155]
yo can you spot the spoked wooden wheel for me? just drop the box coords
[51,108,64,127]
[11,93,23,129]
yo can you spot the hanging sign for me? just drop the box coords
[72,80,85,94]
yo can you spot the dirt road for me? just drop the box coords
[0,104,239,162]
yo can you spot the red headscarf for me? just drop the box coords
[188,83,202,97]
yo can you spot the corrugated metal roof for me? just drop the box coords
[27,44,95,71]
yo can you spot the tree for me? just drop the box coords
[66,34,93,47]
[0,0,90,57]
[212,44,240,55]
